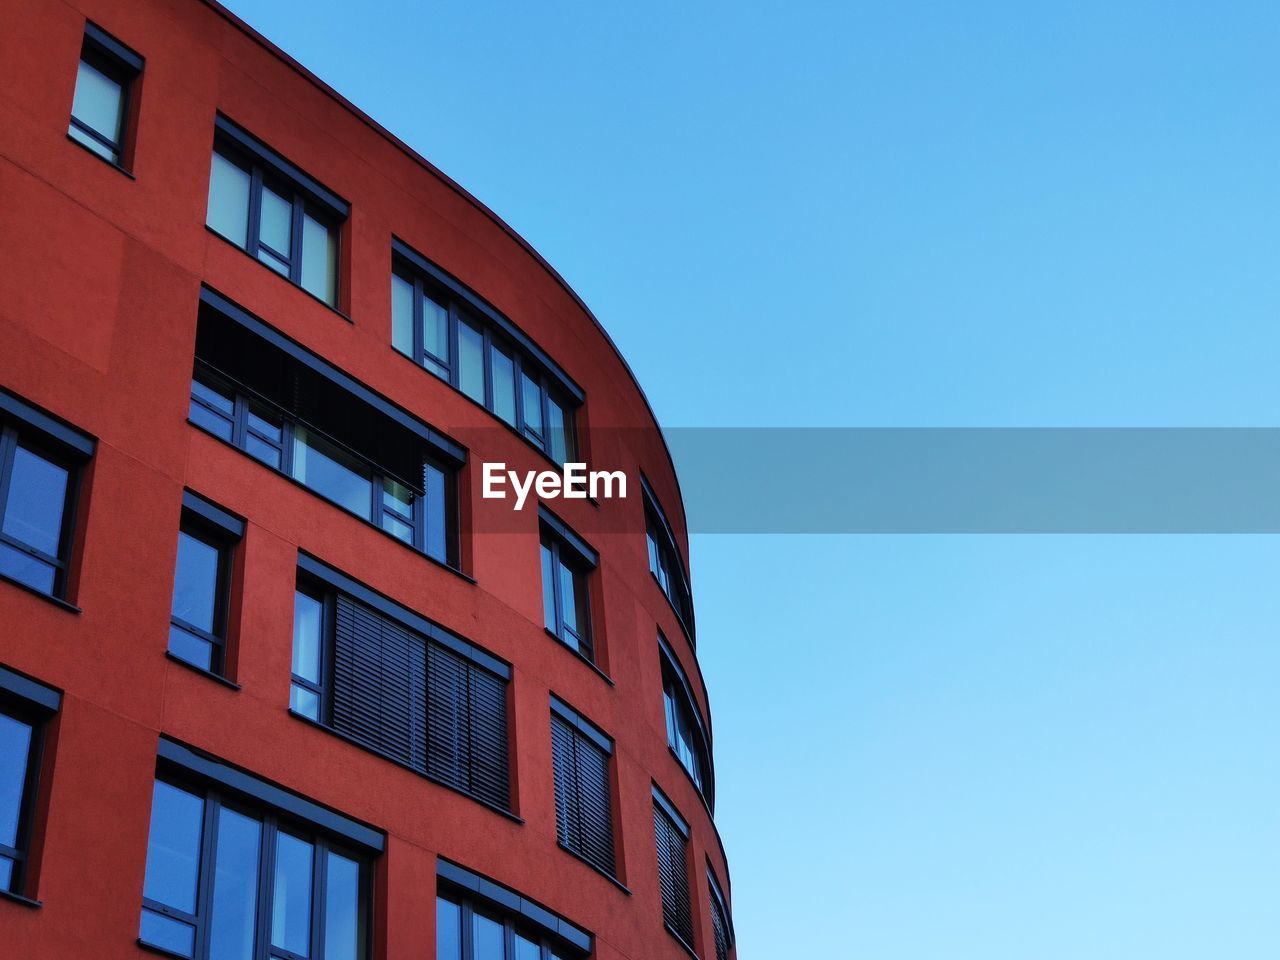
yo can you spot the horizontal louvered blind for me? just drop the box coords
[710,884,730,960]
[551,714,616,877]
[654,803,693,945]
[331,594,509,810]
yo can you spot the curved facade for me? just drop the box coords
[0,2,734,960]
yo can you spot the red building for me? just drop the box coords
[0,2,735,958]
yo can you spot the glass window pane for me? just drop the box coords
[139,910,196,958]
[247,408,282,442]
[271,832,314,955]
[292,427,373,518]
[490,348,516,425]
[391,274,414,357]
[423,294,449,366]
[189,401,234,442]
[0,543,56,595]
[292,591,323,684]
[246,435,282,469]
[143,781,205,913]
[521,373,543,437]
[458,319,485,403]
[290,684,320,720]
[540,542,557,632]
[558,561,580,637]
[68,122,117,161]
[71,59,124,146]
[208,808,262,960]
[323,850,361,960]
[0,855,13,893]
[171,530,221,633]
[259,186,293,257]
[168,624,214,672]
[472,912,505,960]
[435,897,461,960]
[546,397,569,465]
[3,445,69,557]
[0,713,34,851]
[259,249,290,276]
[424,463,447,563]
[192,377,235,415]
[514,935,541,960]
[301,213,338,305]
[207,152,251,248]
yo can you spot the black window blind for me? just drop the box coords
[654,802,693,945]
[550,714,615,877]
[332,594,508,809]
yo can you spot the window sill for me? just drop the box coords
[205,227,351,322]
[164,651,241,690]
[555,842,631,896]
[543,628,613,686]
[187,419,475,585]
[0,887,41,909]
[0,572,81,614]
[66,133,135,179]
[286,708,522,823]
[664,923,700,960]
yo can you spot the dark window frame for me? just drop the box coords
[659,633,714,811]
[189,364,458,567]
[139,771,373,960]
[549,696,617,881]
[189,289,465,570]
[391,241,581,465]
[707,865,734,960]
[436,860,592,960]
[538,507,597,662]
[641,477,695,644]
[0,666,60,903]
[207,116,348,310]
[289,557,514,816]
[0,390,94,604]
[67,22,143,170]
[652,785,694,952]
[167,492,244,678]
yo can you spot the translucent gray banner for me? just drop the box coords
[658,428,1280,533]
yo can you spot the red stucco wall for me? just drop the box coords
[0,0,732,957]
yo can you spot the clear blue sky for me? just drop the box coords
[222,2,1280,956]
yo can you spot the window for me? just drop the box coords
[643,480,694,641]
[190,289,463,567]
[0,389,93,600]
[291,557,511,812]
[206,117,346,307]
[0,667,59,900]
[436,860,591,960]
[660,636,713,808]
[391,241,580,464]
[653,789,693,949]
[167,493,243,676]
[67,23,142,167]
[538,509,596,661]
[550,698,615,879]
[139,752,373,960]
[707,868,733,960]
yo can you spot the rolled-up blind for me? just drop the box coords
[551,714,615,877]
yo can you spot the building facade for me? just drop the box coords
[0,2,735,959]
